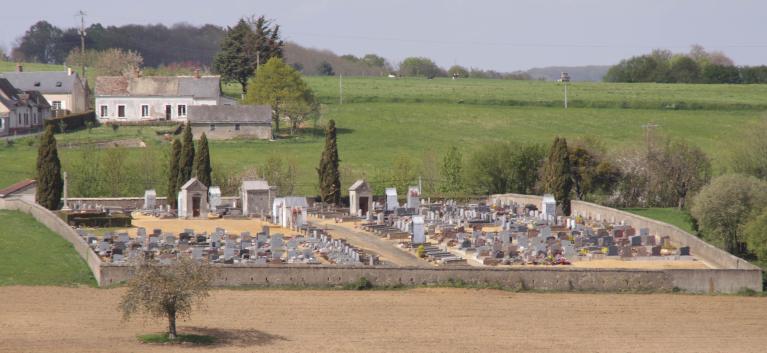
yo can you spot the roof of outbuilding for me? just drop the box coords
[0,78,21,111]
[0,179,36,198]
[180,178,208,191]
[188,105,271,124]
[242,180,271,191]
[0,71,79,94]
[94,75,220,99]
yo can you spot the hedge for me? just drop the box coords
[45,111,98,133]
[60,211,132,228]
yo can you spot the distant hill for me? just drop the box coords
[525,65,611,82]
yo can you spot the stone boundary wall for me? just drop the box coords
[0,198,103,285]
[2,196,762,293]
[490,193,760,271]
[67,196,239,210]
[97,264,761,293]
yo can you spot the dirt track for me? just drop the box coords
[0,286,765,353]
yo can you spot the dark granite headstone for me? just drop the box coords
[651,245,662,256]
[607,245,619,256]
[630,235,642,246]
[679,246,690,256]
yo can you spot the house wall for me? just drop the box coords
[95,96,218,121]
[44,93,73,113]
[191,123,271,140]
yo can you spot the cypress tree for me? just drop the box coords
[35,126,63,210]
[177,123,195,188]
[167,139,182,208]
[194,133,212,187]
[543,137,573,216]
[317,119,341,205]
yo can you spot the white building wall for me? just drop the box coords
[95,96,219,121]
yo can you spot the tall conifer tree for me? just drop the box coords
[194,133,212,187]
[35,126,63,210]
[317,120,341,205]
[543,137,573,216]
[177,123,195,188]
[167,138,182,208]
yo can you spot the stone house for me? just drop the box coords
[0,78,50,137]
[188,105,272,140]
[178,178,209,219]
[0,65,88,115]
[94,71,220,122]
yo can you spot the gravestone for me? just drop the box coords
[651,245,662,256]
[607,245,619,256]
[678,246,690,256]
[630,235,642,246]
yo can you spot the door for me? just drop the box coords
[165,105,172,120]
[359,197,369,216]
[192,196,201,217]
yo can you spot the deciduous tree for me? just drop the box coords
[690,174,767,255]
[439,146,464,194]
[120,257,213,340]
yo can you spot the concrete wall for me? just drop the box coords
[490,193,760,271]
[191,124,271,140]
[96,264,762,293]
[67,196,239,210]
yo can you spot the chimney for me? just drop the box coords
[67,67,73,76]
[194,68,201,79]
[16,63,23,72]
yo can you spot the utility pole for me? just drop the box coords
[559,72,571,109]
[339,74,343,105]
[76,10,87,77]
[256,50,260,73]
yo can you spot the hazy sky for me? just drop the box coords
[1,0,765,71]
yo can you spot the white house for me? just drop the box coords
[94,71,221,122]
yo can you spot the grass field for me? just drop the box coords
[2,61,766,196]
[0,210,95,286]
[621,208,695,234]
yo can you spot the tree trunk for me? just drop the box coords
[168,312,177,340]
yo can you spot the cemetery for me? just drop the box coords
[4,175,760,292]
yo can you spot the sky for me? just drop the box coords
[1,0,765,71]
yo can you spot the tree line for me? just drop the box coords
[604,45,767,84]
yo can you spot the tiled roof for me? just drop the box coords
[0,71,79,94]
[95,75,220,99]
[0,179,36,198]
[188,105,271,124]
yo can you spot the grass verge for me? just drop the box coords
[138,333,216,345]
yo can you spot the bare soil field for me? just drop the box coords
[0,286,765,353]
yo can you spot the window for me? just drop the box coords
[141,105,150,117]
[177,104,187,117]
[99,105,108,118]
[0,118,4,130]
[24,113,28,125]
[235,124,240,131]
[117,105,126,118]
[51,101,62,110]
[209,124,215,131]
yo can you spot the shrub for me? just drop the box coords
[44,111,97,133]
[416,244,426,258]
[348,276,373,290]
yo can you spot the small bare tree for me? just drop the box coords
[120,257,213,340]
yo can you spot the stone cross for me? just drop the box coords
[61,171,72,211]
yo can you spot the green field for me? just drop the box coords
[0,210,95,286]
[2,61,766,197]
[621,208,695,234]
